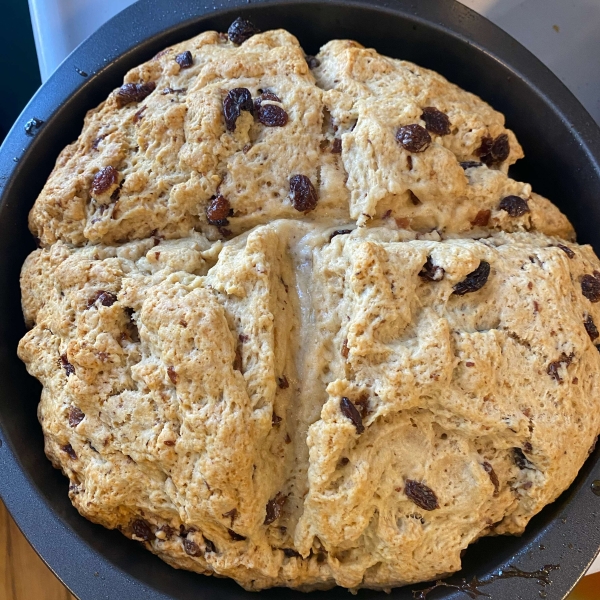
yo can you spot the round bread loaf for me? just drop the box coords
[18,22,599,592]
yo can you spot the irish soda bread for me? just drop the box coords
[18,19,600,592]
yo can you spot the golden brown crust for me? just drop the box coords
[18,225,600,590]
[18,25,594,593]
[28,31,570,247]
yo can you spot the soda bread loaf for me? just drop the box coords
[18,20,599,592]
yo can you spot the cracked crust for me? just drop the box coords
[28,30,571,248]
[17,23,596,593]
[18,223,600,590]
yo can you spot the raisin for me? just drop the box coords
[206,194,230,225]
[131,519,154,541]
[513,447,534,470]
[183,538,202,556]
[471,209,491,227]
[283,548,301,558]
[341,339,349,359]
[421,107,451,136]
[254,91,281,112]
[272,413,282,426]
[239,333,250,343]
[261,91,280,101]
[547,352,573,382]
[264,492,286,525]
[585,315,599,341]
[556,244,575,258]
[167,366,178,384]
[329,229,352,241]
[116,82,156,108]
[404,479,439,511]
[175,51,193,69]
[277,376,289,389]
[476,137,493,162]
[61,443,77,460]
[289,175,318,212]
[338,457,350,467]
[477,133,510,166]
[59,354,75,377]
[222,508,238,525]
[460,161,483,170]
[499,195,530,217]
[355,395,369,419]
[133,106,146,123]
[547,361,561,382]
[419,257,444,282]
[491,134,510,162]
[155,525,175,540]
[68,406,85,428]
[408,190,421,205]
[452,261,490,296]
[331,138,342,154]
[228,529,246,541]
[91,166,118,196]
[482,462,500,495]
[523,441,533,453]
[204,538,217,553]
[340,397,365,434]
[257,104,288,127]
[87,290,117,308]
[305,55,320,69]
[164,440,175,446]
[396,124,431,152]
[223,87,253,132]
[227,17,259,45]
[581,274,600,302]
[233,348,243,372]
[91,134,106,150]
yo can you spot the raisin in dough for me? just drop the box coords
[18,222,600,591]
[314,39,524,225]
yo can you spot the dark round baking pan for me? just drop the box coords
[1,0,600,598]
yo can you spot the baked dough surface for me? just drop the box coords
[18,25,599,592]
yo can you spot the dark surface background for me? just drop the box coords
[0,0,41,143]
